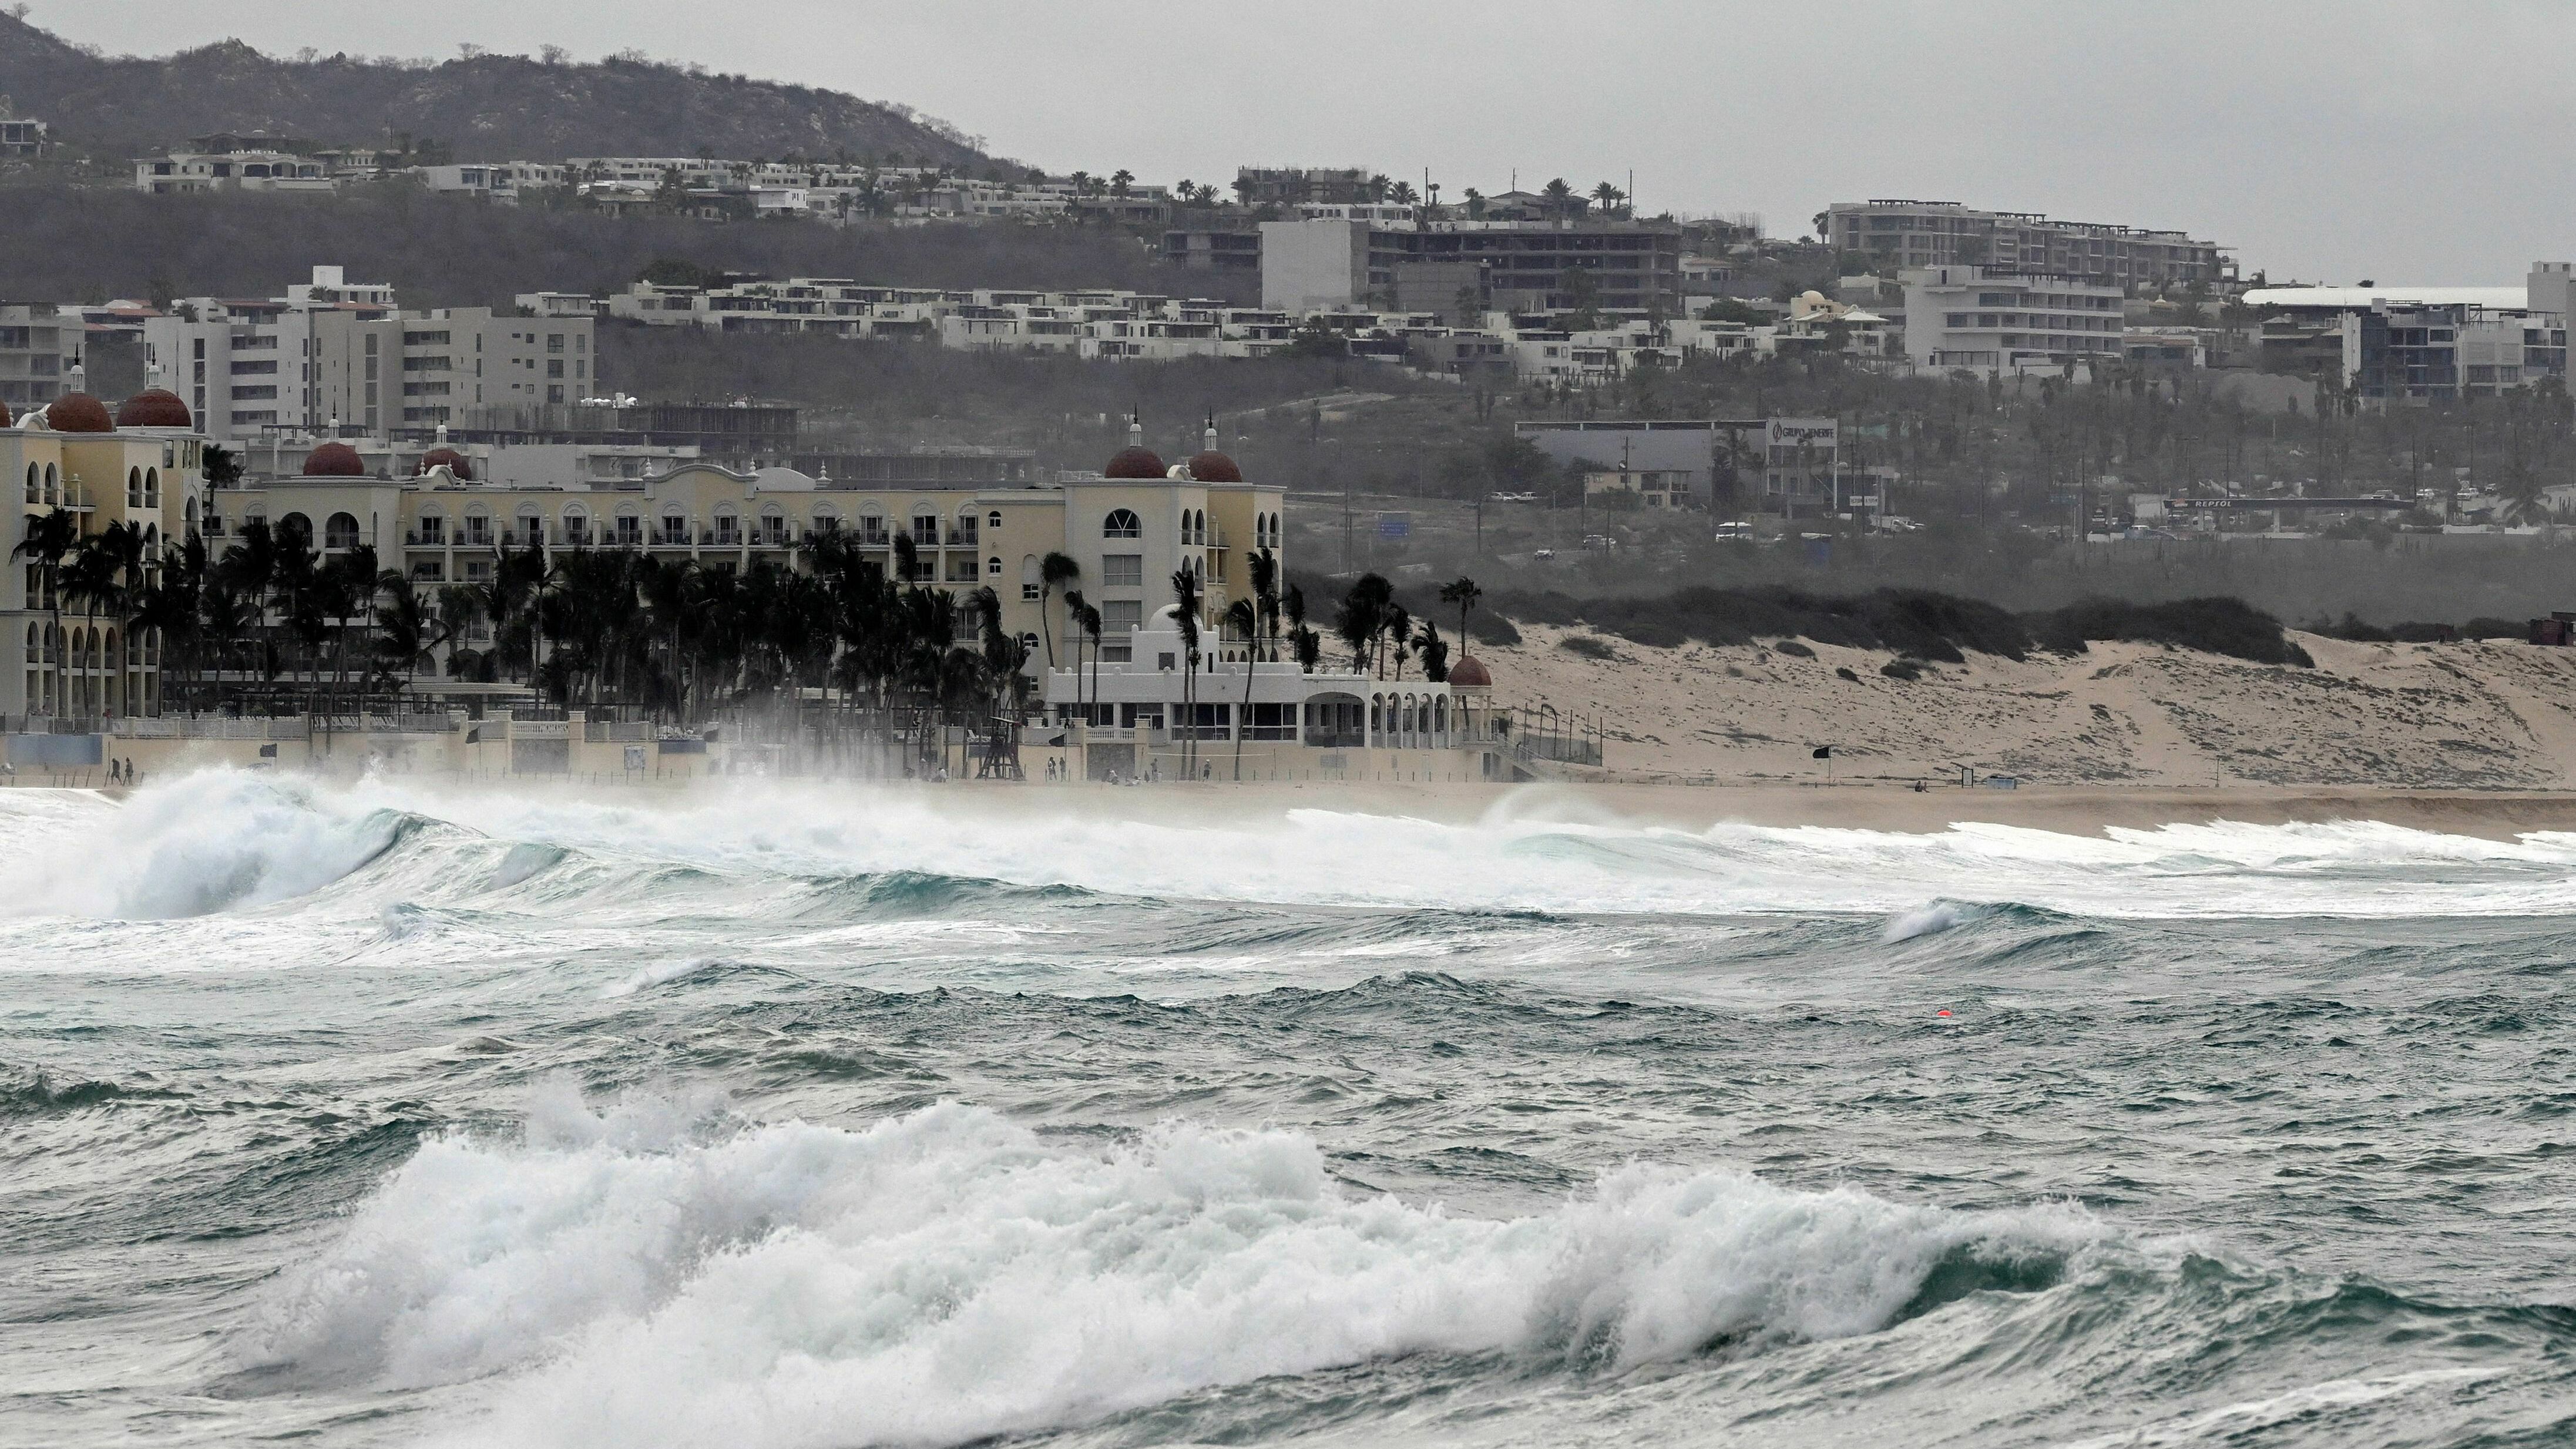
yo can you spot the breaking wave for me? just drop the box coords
[237,1091,2099,1448]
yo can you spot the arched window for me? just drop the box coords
[811,504,841,536]
[562,505,590,545]
[144,468,159,508]
[759,504,787,546]
[1103,508,1141,538]
[955,507,979,546]
[515,507,543,547]
[1019,554,1040,601]
[987,510,1003,530]
[710,504,739,545]
[986,555,1002,576]
[22,462,33,504]
[183,498,197,532]
[324,512,360,551]
[43,463,57,504]
[127,467,142,507]
[612,507,642,546]
[278,512,313,548]
[657,505,687,545]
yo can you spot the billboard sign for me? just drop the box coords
[1765,417,1838,449]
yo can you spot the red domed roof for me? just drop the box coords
[45,392,114,434]
[0,400,12,428]
[419,446,473,481]
[303,442,367,477]
[1447,654,1494,688]
[1104,445,1168,479]
[1185,450,1242,483]
[115,389,192,428]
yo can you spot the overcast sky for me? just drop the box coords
[36,1,2576,283]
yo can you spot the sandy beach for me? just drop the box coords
[1470,625,2576,793]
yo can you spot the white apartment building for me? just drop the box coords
[411,162,569,202]
[1901,266,2125,374]
[1828,201,2224,286]
[141,268,597,441]
[133,149,334,193]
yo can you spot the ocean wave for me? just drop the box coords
[16,774,2576,925]
[235,1092,2099,1448]
[0,770,412,919]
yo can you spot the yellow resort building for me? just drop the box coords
[8,398,1540,783]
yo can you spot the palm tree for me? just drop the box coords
[1540,177,1576,218]
[1382,601,1412,680]
[1247,547,1281,663]
[1590,180,1625,217]
[65,522,149,719]
[1439,576,1483,650]
[1170,566,1201,778]
[1283,584,1316,673]
[1415,619,1449,682]
[1039,551,1080,668]
[1224,596,1258,780]
[1109,168,1134,199]
[11,508,78,718]
[1076,599,1102,734]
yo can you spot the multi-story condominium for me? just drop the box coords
[0,306,76,415]
[1900,265,2127,374]
[1234,167,1378,207]
[1261,216,1685,316]
[143,268,596,441]
[2341,303,2568,405]
[2,390,210,724]
[1828,201,2223,287]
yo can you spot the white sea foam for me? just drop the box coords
[233,1094,2094,1449]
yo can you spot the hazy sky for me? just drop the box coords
[36,1,2576,283]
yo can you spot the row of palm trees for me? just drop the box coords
[18,514,1491,775]
[1332,572,1484,684]
[16,519,1042,770]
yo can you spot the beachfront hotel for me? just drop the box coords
[2,390,211,724]
[5,393,1528,783]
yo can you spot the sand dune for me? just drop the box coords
[1478,625,2576,789]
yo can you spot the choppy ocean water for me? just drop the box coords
[2,770,2571,1448]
